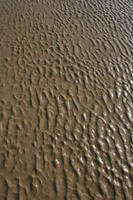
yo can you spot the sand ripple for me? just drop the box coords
[0,0,133,199]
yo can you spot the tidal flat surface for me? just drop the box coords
[0,0,133,199]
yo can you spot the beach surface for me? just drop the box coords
[0,0,133,199]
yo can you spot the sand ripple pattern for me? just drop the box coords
[0,0,133,199]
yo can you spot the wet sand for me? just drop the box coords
[0,0,133,199]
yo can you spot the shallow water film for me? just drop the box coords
[0,0,133,199]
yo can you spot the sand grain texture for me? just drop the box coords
[0,0,133,199]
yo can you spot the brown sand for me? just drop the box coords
[0,0,133,199]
